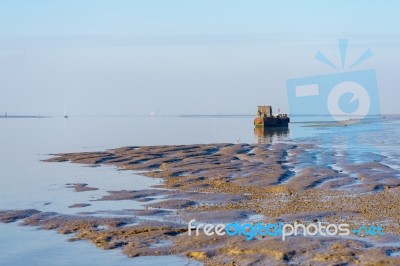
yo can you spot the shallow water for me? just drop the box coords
[0,115,399,265]
[0,222,200,266]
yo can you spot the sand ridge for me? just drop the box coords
[1,142,399,265]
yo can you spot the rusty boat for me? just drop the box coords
[254,105,290,127]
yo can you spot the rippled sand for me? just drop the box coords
[1,142,399,265]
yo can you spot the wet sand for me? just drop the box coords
[1,142,399,265]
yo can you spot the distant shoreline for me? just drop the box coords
[0,115,50,118]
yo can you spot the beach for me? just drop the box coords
[0,116,399,265]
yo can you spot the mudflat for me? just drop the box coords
[1,142,399,265]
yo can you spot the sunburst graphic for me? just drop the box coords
[315,39,373,70]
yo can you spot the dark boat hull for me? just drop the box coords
[254,117,290,127]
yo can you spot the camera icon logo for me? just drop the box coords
[286,40,380,122]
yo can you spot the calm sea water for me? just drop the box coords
[0,115,399,265]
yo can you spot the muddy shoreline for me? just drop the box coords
[1,142,399,265]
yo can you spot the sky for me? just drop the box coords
[1,0,400,116]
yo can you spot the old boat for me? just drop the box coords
[254,105,290,127]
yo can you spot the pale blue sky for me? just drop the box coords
[1,0,400,115]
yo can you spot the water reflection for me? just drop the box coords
[254,126,289,144]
